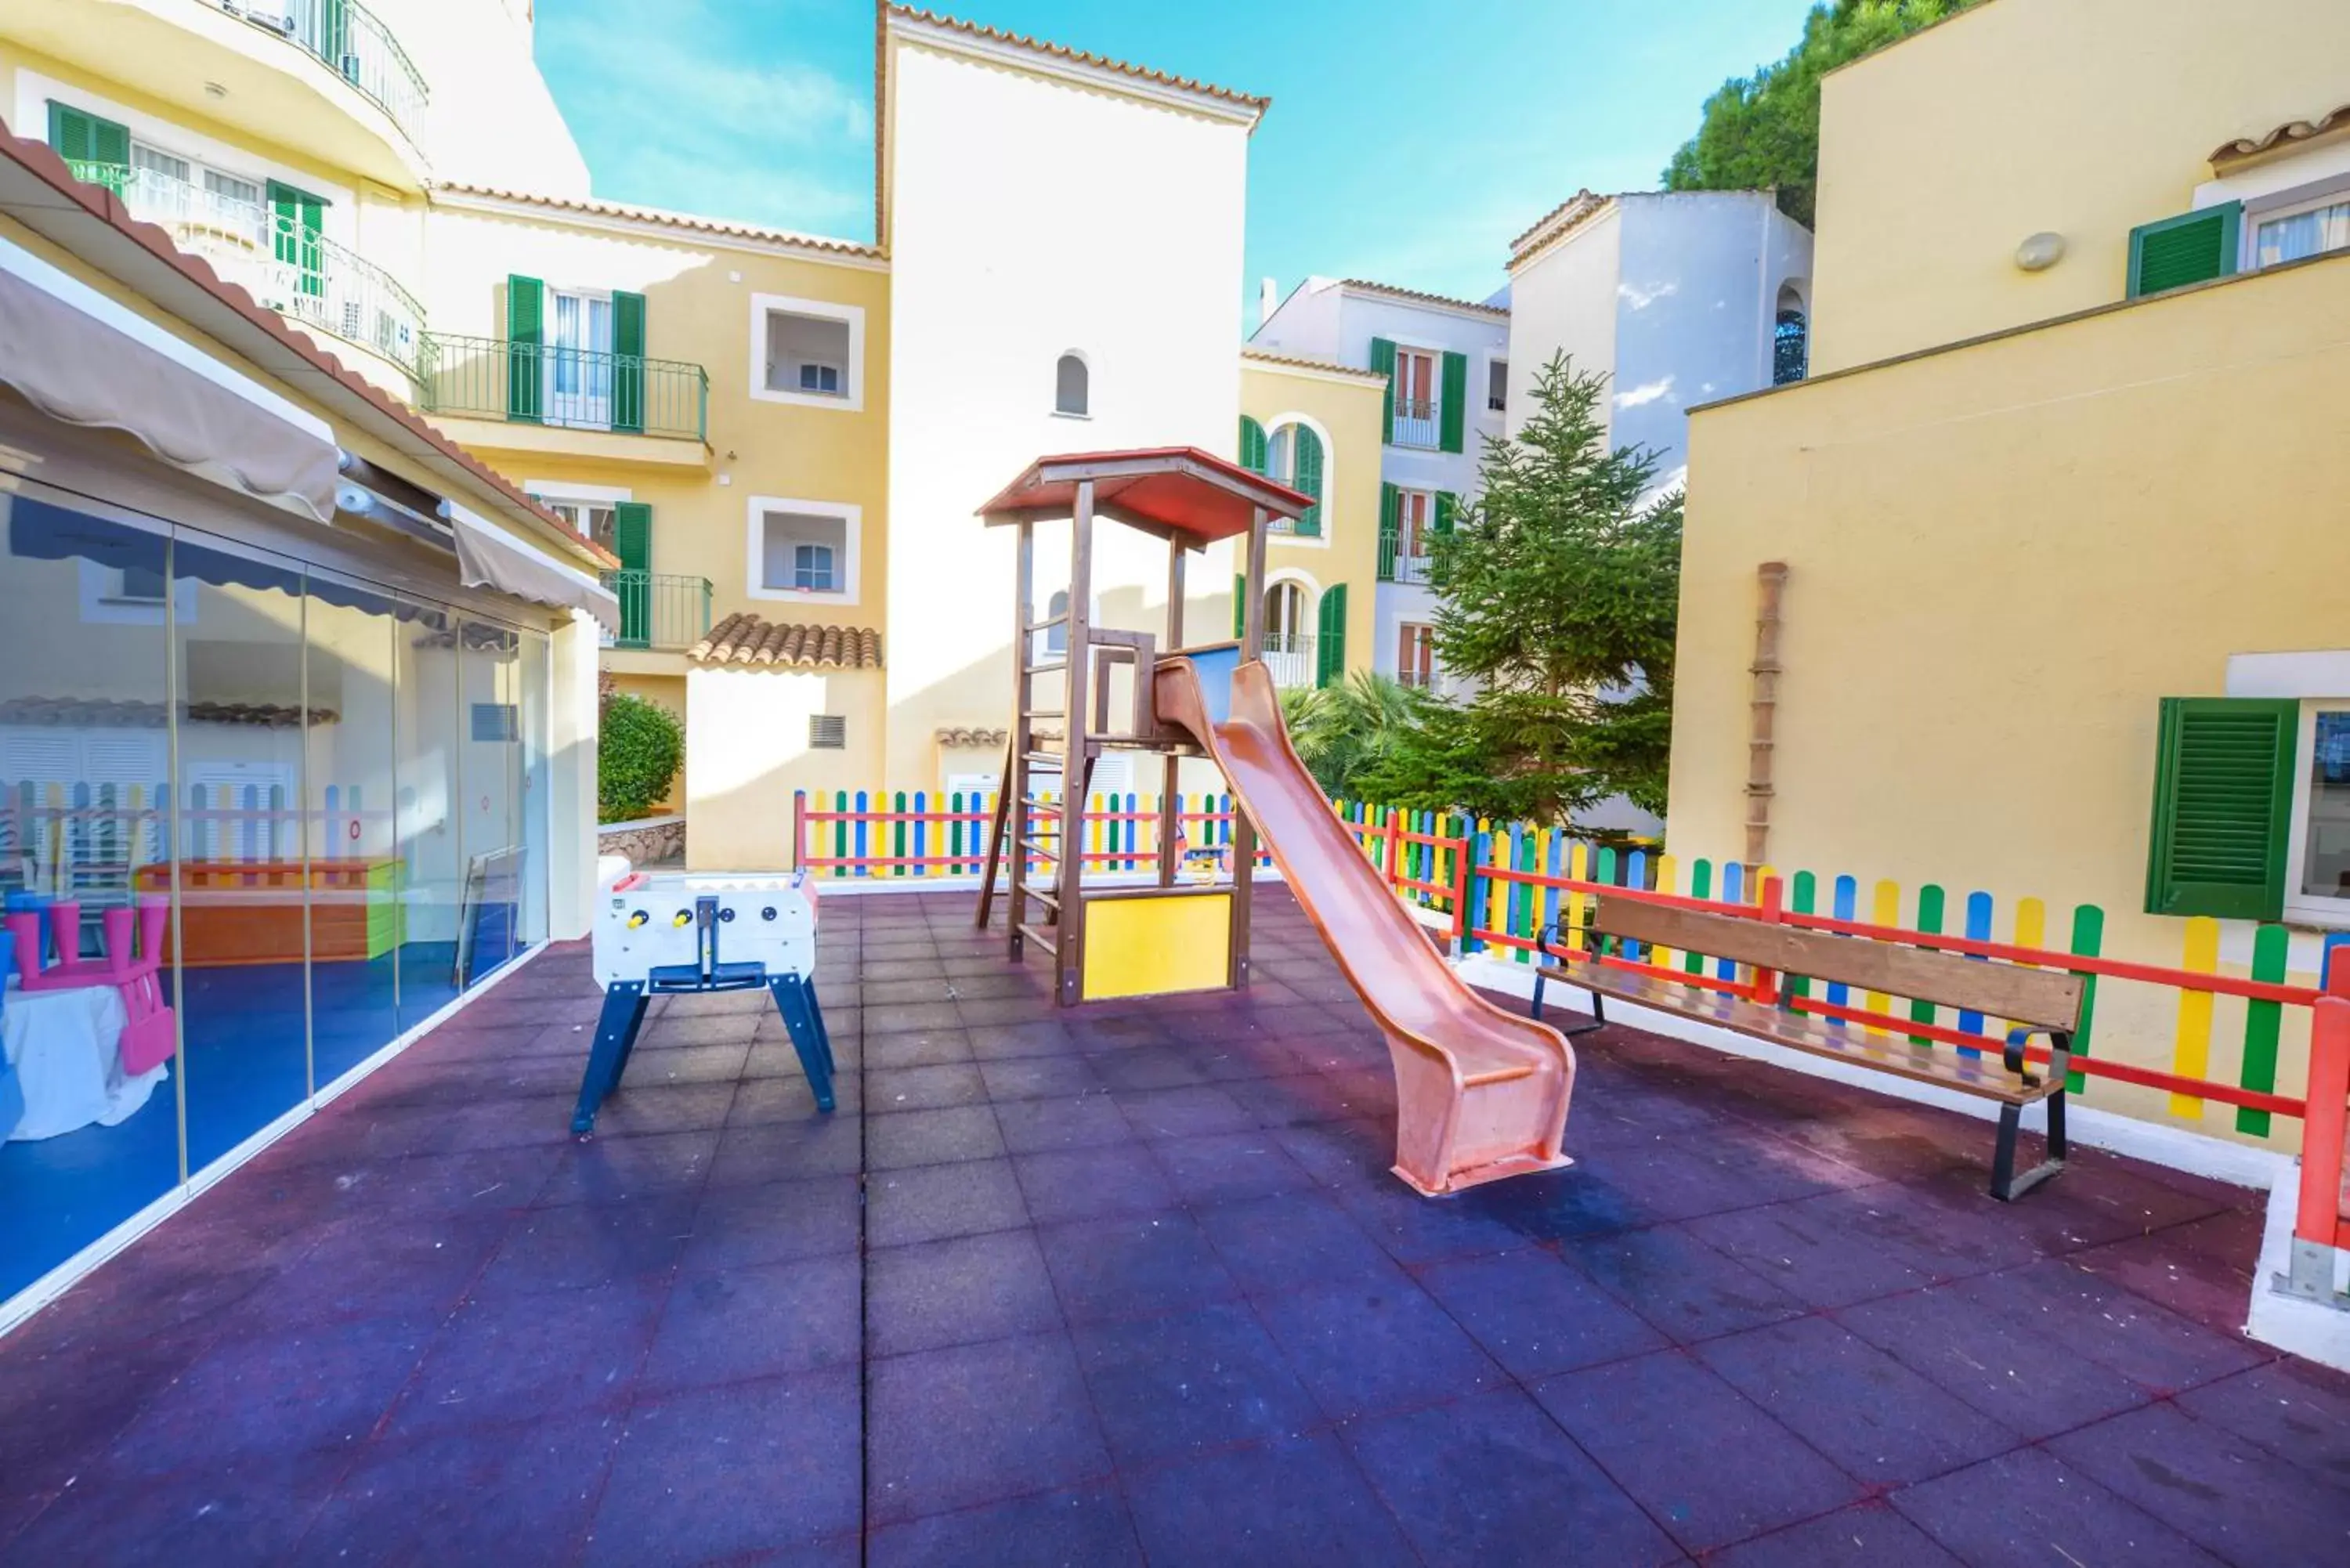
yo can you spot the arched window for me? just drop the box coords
[1044,588,1068,655]
[1054,352,1089,416]
[1263,580,1309,642]
[1260,420,1325,537]
[1773,284,1809,386]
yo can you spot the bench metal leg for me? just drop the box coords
[571,980,649,1135]
[769,972,837,1114]
[1529,966,1607,1036]
[1989,1090,2066,1201]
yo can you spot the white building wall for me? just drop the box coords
[376,0,591,193]
[1504,204,1624,444]
[882,34,1253,784]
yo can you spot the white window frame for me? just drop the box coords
[2241,175,2350,273]
[1260,411,1334,548]
[750,292,865,413]
[747,496,862,607]
[1052,349,1092,419]
[1483,354,1509,417]
[524,480,631,553]
[2283,697,2350,928]
[1397,620,1440,690]
[1389,344,1443,448]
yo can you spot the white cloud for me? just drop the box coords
[1614,376,1675,410]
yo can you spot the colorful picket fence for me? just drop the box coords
[791,789,1273,880]
[1,780,390,899]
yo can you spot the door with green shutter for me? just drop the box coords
[1289,425,1324,537]
[46,103,131,190]
[2128,204,2241,298]
[2144,696,2295,919]
[507,275,544,423]
[611,502,653,645]
[1314,583,1347,688]
[1376,483,1401,580]
[1438,352,1469,453]
[613,290,647,434]
[267,182,327,300]
[1238,414,1268,473]
[1368,338,1397,440]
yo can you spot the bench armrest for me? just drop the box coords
[2002,1025,2071,1090]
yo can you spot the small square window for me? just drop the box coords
[760,508,853,599]
[808,714,847,750]
[1488,359,1508,413]
[798,362,841,396]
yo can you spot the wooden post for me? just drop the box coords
[1005,521,1035,956]
[1057,482,1096,1006]
[1159,536,1186,888]
[1228,506,1269,989]
[1744,562,1788,869]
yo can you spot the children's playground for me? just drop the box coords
[2,450,2345,1564]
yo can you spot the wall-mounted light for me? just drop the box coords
[2015,232,2065,272]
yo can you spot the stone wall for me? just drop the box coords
[597,814,685,869]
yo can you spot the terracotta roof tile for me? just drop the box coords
[0,121,616,573]
[692,614,884,670]
[887,5,1269,112]
[2210,104,2350,167]
[1508,190,1607,259]
[1336,278,1508,319]
[1239,347,1390,383]
[432,183,880,258]
[935,726,1007,747]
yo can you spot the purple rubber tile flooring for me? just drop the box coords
[2,887,2344,1566]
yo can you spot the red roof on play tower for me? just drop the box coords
[975,446,1314,547]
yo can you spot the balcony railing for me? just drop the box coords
[1376,530,1434,585]
[1390,396,1439,449]
[1260,630,1320,690]
[422,335,711,443]
[231,0,429,147]
[599,571,712,652]
[70,159,427,380]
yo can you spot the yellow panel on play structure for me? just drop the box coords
[1081,891,1233,1000]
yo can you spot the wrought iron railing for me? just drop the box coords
[1376,529,1434,584]
[232,0,429,146]
[421,334,710,443]
[1261,630,1320,689]
[70,159,427,379]
[600,571,712,652]
[1390,396,1439,448]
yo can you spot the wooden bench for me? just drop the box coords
[1530,894,2085,1201]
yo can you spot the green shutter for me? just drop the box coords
[613,290,646,434]
[1439,351,1469,453]
[1290,425,1324,537]
[1434,491,1458,536]
[1376,483,1400,580]
[1233,572,1248,641]
[267,182,326,299]
[50,103,131,192]
[1368,337,1397,439]
[2144,696,2295,919]
[1238,414,1268,473]
[1314,583,1347,688]
[613,501,653,645]
[506,275,544,423]
[2128,204,2240,298]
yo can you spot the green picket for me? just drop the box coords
[1788,870,1817,1002]
[2237,923,2290,1137]
[2066,904,2105,1093]
[1684,860,1712,976]
[1910,884,1945,1042]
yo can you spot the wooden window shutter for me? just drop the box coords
[267,182,327,298]
[1438,351,1469,452]
[48,103,130,176]
[1368,338,1397,435]
[1434,491,1458,535]
[1232,573,1248,641]
[613,290,647,434]
[506,275,544,423]
[1377,483,1401,580]
[1314,583,1347,688]
[1238,414,1268,473]
[2144,696,2295,919]
[1291,425,1324,537]
[2128,204,2241,298]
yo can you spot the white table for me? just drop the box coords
[1,980,165,1140]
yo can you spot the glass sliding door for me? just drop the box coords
[169,529,312,1168]
[518,630,550,948]
[0,488,179,1300]
[395,596,465,1032]
[306,573,403,1086]
[456,620,523,988]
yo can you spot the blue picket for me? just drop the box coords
[1958,890,1994,1047]
[1828,875,1857,1004]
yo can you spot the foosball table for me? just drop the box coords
[570,860,835,1135]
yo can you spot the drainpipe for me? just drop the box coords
[1744,562,1788,869]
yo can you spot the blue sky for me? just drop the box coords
[536,1,1818,307]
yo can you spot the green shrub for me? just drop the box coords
[598,694,683,824]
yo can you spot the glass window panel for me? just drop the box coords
[456,621,524,988]
[169,530,311,1167]
[306,573,403,1086]
[0,489,179,1301]
[518,630,550,948]
[2257,201,2350,268]
[396,597,464,1032]
[2301,710,2350,901]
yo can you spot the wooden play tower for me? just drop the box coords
[973,447,1313,1006]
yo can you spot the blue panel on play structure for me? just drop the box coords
[1185,645,1240,728]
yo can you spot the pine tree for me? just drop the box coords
[1364,354,1681,824]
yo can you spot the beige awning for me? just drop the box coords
[450,501,621,634]
[0,237,341,521]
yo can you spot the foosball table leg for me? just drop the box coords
[571,979,650,1135]
[768,972,837,1113]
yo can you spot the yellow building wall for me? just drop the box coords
[1242,359,1383,677]
[686,667,887,872]
[1672,251,2350,1147]
[1810,0,2350,373]
[418,206,891,641]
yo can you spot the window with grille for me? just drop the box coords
[808,714,847,750]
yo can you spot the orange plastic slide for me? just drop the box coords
[1155,651,1576,1195]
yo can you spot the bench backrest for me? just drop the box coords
[1589,896,2085,1031]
